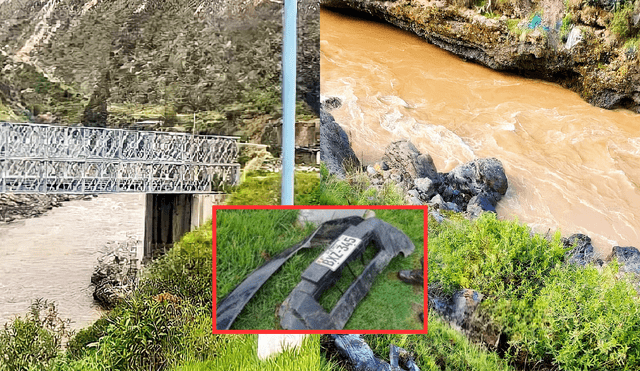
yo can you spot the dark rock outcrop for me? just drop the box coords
[439,158,508,214]
[563,233,601,266]
[381,140,440,188]
[91,240,138,308]
[429,288,484,330]
[0,194,93,223]
[320,108,360,178]
[612,246,640,274]
[330,334,421,371]
[367,140,508,218]
[429,287,503,349]
[321,96,343,111]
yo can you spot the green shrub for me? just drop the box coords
[66,317,110,360]
[611,2,634,38]
[87,296,199,370]
[560,13,573,40]
[141,223,214,310]
[429,213,566,298]
[0,299,72,371]
[512,263,640,369]
[428,212,640,369]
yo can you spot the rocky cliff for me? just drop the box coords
[321,0,640,112]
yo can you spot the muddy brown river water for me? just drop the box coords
[321,8,640,256]
[0,194,145,330]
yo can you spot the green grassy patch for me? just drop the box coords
[610,2,635,39]
[363,313,513,371]
[175,334,334,371]
[506,19,522,36]
[313,165,405,205]
[224,170,321,206]
[216,209,423,330]
[0,100,24,121]
[0,56,86,124]
[427,212,640,370]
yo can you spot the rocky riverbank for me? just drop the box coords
[321,104,640,366]
[321,105,508,218]
[0,194,94,223]
[321,0,640,112]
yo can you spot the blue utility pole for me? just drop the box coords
[281,0,296,205]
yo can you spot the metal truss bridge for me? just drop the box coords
[0,122,240,194]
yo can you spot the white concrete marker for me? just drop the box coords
[257,334,308,360]
[297,209,375,226]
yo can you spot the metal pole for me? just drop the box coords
[281,0,297,205]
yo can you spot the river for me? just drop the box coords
[321,8,640,256]
[0,194,145,330]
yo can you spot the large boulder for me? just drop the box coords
[381,140,439,187]
[320,108,360,178]
[563,234,602,266]
[429,288,484,330]
[612,246,640,274]
[466,193,497,219]
[91,240,138,308]
[445,158,508,197]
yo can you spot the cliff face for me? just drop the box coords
[321,0,640,112]
[0,0,319,131]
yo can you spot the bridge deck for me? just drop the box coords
[1,122,240,194]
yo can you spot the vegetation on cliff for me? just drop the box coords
[319,173,640,370]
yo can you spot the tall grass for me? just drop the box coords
[428,212,640,370]
[225,170,320,205]
[175,335,335,371]
[313,165,406,206]
[363,313,513,371]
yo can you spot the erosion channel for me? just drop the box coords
[321,8,640,255]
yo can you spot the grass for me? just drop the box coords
[610,2,635,39]
[224,170,321,205]
[313,165,406,205]
[506,19,522,36]
[215,209,424,330]
[427,212,640,370]
[175,334,334,371]
[363,313,513,371]
[0,100,25,121]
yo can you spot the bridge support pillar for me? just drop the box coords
[143,194,193,260]
[143,194,228,261]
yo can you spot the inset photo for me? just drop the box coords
[213,206,427,333]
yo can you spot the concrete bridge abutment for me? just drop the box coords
[142,194,225,260]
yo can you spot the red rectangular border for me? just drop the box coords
[212,205,428,334]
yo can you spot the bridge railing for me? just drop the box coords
[0,122,240,194]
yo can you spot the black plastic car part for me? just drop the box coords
[330,334,421,371]
[278,217,415,330]
[216,216,365,330]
